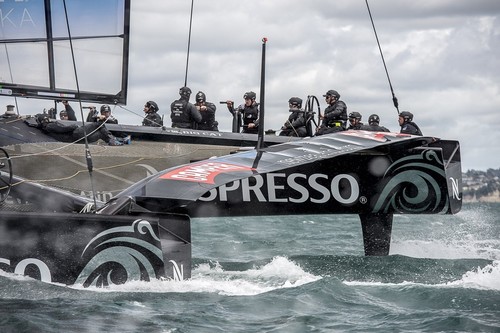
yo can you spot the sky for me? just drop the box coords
[3,0,500,171]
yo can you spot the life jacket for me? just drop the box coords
[324,101,347,129]
[242,104,259,126]
[171,99,191,127]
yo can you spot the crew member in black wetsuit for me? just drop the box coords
[280,97,308,137]
[61,100,77,121]
[194,91,218,131]
[398,111,422,136]
[226,91,260,134]
[360,114,390,132]
[99,105,118,124]
[347,111,363,130]
[142,101,163,127]
[170,87,202,129]
[38,113,124,146]
[316,89,347,135]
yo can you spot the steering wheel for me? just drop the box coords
[0,148,13,203]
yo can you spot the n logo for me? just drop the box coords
[169,260,184,281]
[449,177,461,200]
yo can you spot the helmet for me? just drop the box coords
[243,91,256,100]
[323,90,340,99]
[368,114,380,124]
[399,111,413,122]
[59,110,68,116]
[100,105,111,114]
[196,91,206,103]
[146,100,159,112]
[179,86,192,97]
[288,97,302,108]
[348,111,362,120]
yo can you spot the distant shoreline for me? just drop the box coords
[463,190,500,203]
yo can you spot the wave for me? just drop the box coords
[390,238,500,260]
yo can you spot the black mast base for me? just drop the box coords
[359,213,393,256]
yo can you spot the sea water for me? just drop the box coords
[0,203,499,332]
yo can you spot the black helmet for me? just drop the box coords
[196,91,206,103]
[179,86,192,97]
[146,100,159,112]
[323,89,340,99]
[399,111,413,122]
[100,105,111,114]
[243,91,256,100]
[348,111,362,120]
[368,114,380,124]
[288,97,302,108]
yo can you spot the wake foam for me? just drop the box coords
[77,256,321,295]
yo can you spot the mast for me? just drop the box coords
[256,38,267,151]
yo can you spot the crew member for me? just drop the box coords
[59,110,69,120]
[361,114,390,132]
[37,113,124,146]
[316,89,347,135]
[226,91,259,134]
[61,100,77,121]
[143,100,163,127]
[99,105,118,124]
[280,97,308,137]
[170,87,202,129]
[194,91,218,131]
[347,111,363,130]
[398,111,422,135]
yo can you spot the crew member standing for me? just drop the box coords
[226,91,259,134]
[142,101,163,127]
[170,87,202,129]
[195,91,218,131]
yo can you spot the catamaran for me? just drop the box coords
[0,0,463,287]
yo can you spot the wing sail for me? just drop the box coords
[0,0,130,104]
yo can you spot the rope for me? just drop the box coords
[365,0,400,113]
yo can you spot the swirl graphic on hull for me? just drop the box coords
[75,219,163,287]
[373,150,449,214]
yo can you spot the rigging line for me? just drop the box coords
[7,120,113,160]
[184,0,195,87]
[62,0,98,210]
[3,44,20,115]
[365,0,400,114]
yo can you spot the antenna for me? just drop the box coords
[184,0,195,87]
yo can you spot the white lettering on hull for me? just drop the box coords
[200,173,360,205]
